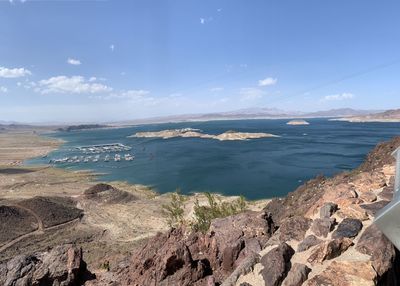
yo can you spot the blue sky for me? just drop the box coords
[0,0,400,123]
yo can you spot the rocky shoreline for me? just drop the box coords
[131,128,279,141]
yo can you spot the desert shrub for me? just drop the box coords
[162,190,187,228]
[191,192,247,233]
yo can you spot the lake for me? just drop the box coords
[28,119,400,200]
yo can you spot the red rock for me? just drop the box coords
[278,216,312,242]
[0,245,93,286]
[282,263,311,286]
[297,235,323,252]
[306,261,377,286]
[356,224,396,277]
[311,218,336,237]
[307,237,353,264]
[259,243,294,286]
[319,202,338,218]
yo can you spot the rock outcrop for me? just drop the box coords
[117,211,274,285]
[0,245,94,286]
[259,243,294,286]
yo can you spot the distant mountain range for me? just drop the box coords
[115,108,382,125]
[335,109,400,122]
[1,108,395,128]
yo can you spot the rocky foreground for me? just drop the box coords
[1,136,400,285]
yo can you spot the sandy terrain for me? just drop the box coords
[0,132,62,166]
[132,128,279,140]
[0,130,269,271]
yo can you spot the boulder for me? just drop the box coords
[332,218,362,239]
[297,235,323,252]
[356,224,396,277]
[359,191,377,202]
[311,218,336,237]
[320,202,338,218]
[306,261,377,286]
[0,245,93,286]
[259,243,295,286]
[336,204,369,221]
[282,263,311,286]
[307,238,353,264]
[379,185,393,201]
[360,201,390,216]
[279,216,312,242]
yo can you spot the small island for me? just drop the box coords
[130,128,279,141]
[286,120,310,125]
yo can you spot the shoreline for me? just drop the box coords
[331,117,400,123]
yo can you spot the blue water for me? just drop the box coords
[27,119,400,200]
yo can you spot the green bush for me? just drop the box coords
[191,193,247,233]
[162,190,186,228]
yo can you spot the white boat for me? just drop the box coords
[114,154,121,162]
[124,154,134,161]
[104,155,110,162]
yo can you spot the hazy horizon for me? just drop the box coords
[1,0,400,122]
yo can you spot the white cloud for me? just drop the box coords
[200,17,213,24]
[110,44,115,52]
[9,0,27,3]
[67,58,81,65]
[258,77,277,87]
[240,88,264,101]
[0,86,8,93]
[111,89,150,99]
[94,89,150,101]
[37,76,112,94]
[323,92,354,101]
[0,66,31,78]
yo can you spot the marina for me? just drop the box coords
[49,153,134,164]
[49,143,134,165]
[76,143,131,154]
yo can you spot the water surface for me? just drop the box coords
[28,119,400,200]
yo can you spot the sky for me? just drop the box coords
[0,0,400,123]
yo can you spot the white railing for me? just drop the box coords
[374,147,400,250]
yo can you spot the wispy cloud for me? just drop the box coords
[210,87,224,92]
[37,76,112,94]
[200,17,213,24]
[258,77,277,87]
[110,44,115,52]
[0,66,31,78]
[0,86,8,93]
[323,92,354,101]
[9,0,27,4]
[106,89,150,100]
[240,87,264,101]
[67,58,81,65]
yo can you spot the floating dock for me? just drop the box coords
[76,143,131,154]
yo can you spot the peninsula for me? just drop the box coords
[334,109,400,123]
[130,128,279,141]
